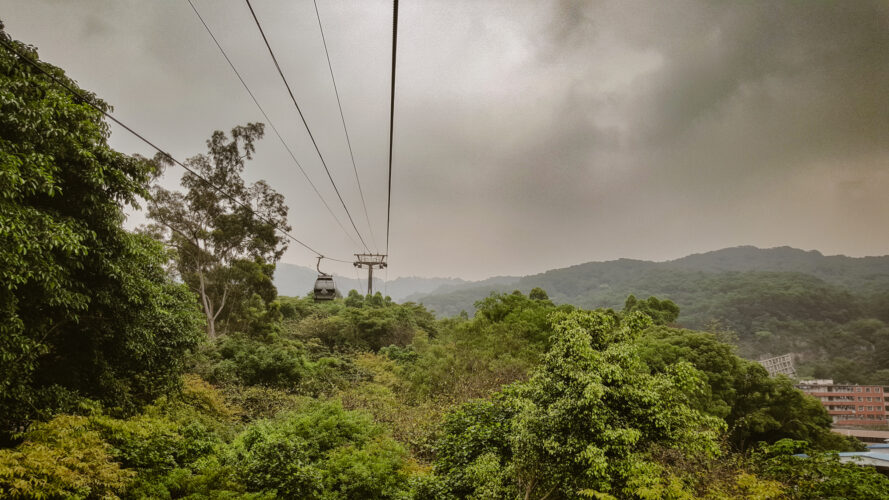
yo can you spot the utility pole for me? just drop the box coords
[353,253,387,295]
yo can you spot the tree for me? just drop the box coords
[622,294,680,325]
[148,123,289,339]
[228,402,409,498]
[0,26,204,439]
[638,326,860,451]
[434,310,724,498]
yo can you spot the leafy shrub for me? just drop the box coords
[321,438,410,498]
[752,439,889,499]
[0,415,133,499]
[200,334,310,389]
[90,413,219,474]
[125,456,270,500]
[227,401,410,498]
[434,398,517,497]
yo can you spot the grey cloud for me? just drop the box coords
[2,0,887,279]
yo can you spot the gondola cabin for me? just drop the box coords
[313,275,336,301]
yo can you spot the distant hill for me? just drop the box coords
[406,246,889,321]
[273,263,468,302]
[670,246,889,293]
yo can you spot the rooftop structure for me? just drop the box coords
[831,428,889,444]
[758,353,796,377]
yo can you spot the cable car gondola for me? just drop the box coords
[313,256,337,302]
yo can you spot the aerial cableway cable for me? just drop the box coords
[385,0,399,254]
[245,0,371,254]
[0,37,355,264]
[185,0,358,250]
[184,0,360,250]
[312,0,379,253]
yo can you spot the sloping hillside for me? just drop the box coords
[410,246,889,317]
[406,247,889,369]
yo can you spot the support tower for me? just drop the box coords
[353,253,387,296]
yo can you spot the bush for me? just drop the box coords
[752,439,889,499]
[90,413,218,474]
[199,334,310,389]
[227,401,410,498]
[0,415,133,499]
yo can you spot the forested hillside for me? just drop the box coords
[408,248,889,384]
[4,24,889,500]
[409,246,889,315]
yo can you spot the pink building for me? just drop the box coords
[797,380,888,427]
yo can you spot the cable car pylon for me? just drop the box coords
[353,253,387,296]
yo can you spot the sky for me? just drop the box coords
[2,0,887,280]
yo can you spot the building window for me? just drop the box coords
[856,387,862,392]
[868,406,873,411]
[860,406,865,411]
[866,387,871,393]
[859,397,863,401]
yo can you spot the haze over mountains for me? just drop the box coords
[276,246,889,312]
[274,264,472,302]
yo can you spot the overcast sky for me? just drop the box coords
[2,0,888,279]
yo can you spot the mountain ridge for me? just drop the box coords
[274,245,889,311]
[400,245,889,317]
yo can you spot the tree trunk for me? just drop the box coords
[197,267,216,339]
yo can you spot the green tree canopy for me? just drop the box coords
[638,326,859,451]
[435,310,724,499]
[0,26,203,440]
[148,123,289,339]
[622,294,680,325]
[228,401,409,499]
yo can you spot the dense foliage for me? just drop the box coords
[4,289,883,499]
[147,123,289,340]
[435,310,725,498]
[638,327,861,451]
[409,249,889,385]
[0,25,203,441]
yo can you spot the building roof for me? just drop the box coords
[836,452,889,468]
[831,428,889,440]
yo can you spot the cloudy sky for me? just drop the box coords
[2,0,888,279]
